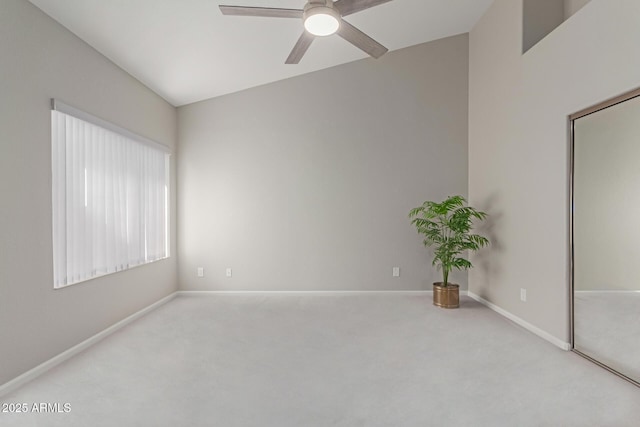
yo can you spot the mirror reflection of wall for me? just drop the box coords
[572,93,640,386]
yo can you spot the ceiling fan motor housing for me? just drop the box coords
[303,1,341,36]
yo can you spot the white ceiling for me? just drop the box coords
[28,0,493,106]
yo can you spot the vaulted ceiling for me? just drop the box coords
[29,0,493,106]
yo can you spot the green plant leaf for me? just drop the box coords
[409,195,490,284]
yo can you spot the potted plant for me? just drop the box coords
[409,195,489,308]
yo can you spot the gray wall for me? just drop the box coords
[564,0,591,20]
[469,0,640,343]
[178,34,469,292]
[0,0,177,385]
[523,0,565,53]
[573,96,640,291]
[522,0,593,53]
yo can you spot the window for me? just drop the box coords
[51,100,170,288]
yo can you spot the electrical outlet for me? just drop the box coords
[392,267,400,277]
[520,288,527,302]
[226,268,232,278]
[197,267,204,278]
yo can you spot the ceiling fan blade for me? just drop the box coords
[285,32,315,64]
[219,5,303,19]
[334,0,394,17]
[337,20,388,58]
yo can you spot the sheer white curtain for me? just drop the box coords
[52,110,169,288]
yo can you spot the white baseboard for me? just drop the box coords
[575,290,640,294]
[467,291,571,351]
[177,290,469,296]
[0,292,177,397]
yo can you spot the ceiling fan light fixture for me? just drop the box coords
[219,0,390,64]
[303,5,340,36]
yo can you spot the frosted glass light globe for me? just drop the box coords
[304,7,340,36]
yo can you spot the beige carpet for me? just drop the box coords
[1,294,638,426]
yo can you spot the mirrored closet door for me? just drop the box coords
[571,88,640,387]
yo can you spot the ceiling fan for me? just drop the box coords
[219,0,393,64]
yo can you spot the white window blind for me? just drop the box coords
[52,102,170,288]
